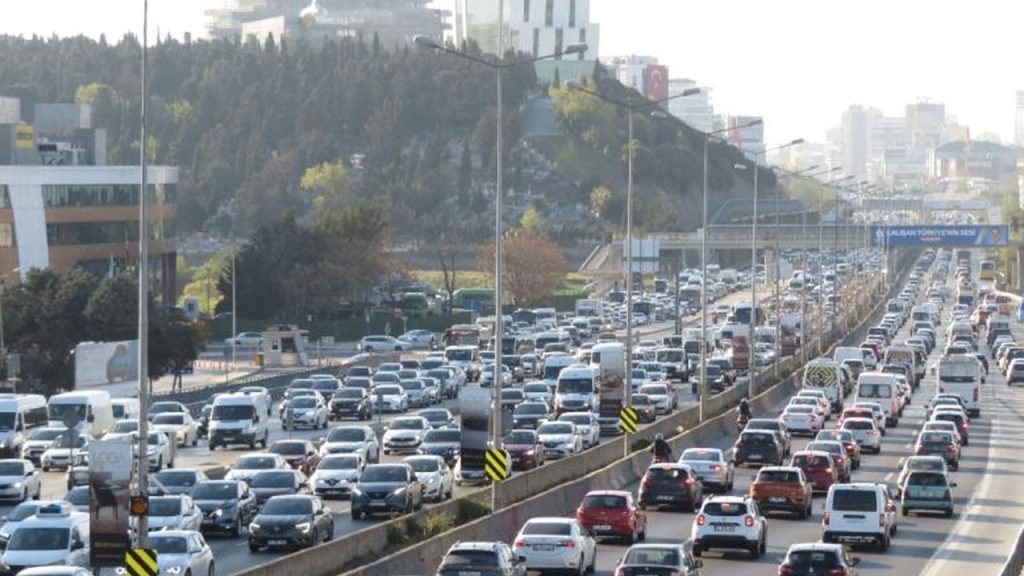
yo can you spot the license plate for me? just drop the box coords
[769,497,786,503]
[594,524,611,531]
[713,525,735,532]
[268,539,287,546]
[534,544,555,551]
[370,500,387,507]
[657,495,674,501]
[458,572,482,576]
[748,454,763,460]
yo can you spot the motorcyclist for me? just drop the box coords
[737,397,752,420]
[651,433,672,462]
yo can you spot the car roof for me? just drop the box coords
[585,490,631,497]
[788,542,844,553]
[705,495,747,503]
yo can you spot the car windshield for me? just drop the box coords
[639,385,667,395]
[921,433,951,444]
[153,414,185,425]
[148,497,182,517]
[758,470,799,483]
[421,411,449,422]
[155,471,198,487]
[390,419,424,430]
[523,384,548,394]
[557,378,593,394]
[646,467,688,483]
[192,482,236,500]
[407,459,439,473]
[858,383,891,398]
[908,459,944,471]
[681,449,720,462]
[150,536,188,555]
[360,466,407,483]
[292,397,317,408]
[0,462,22,476]
[250,472,296,488]
[376,386,402,395]
[335,389,364,399]
[312,381,337,391]
[793,454,831,468]
[504,431,536,445]
[112,421,139,433]
[47,403,86,421]
[50,434,87,449]
[441,550,499,567]
[424,430,460,443]
[236,456,278,469]
[832,489,878,511]
[270,442,306,455]
[786,551,841,570]
[6,502,40,522]
[261,497,313,515]
[212,404,254,420]
[807,443,841,455]
[522,521,572,535]
[582,494,626,508]
[8,527,70,551]
[562,415,589,425]
[401,381,423,391]
[328,428,367,442]
[843,420,873,430]
[320,456,360,470]
[907,472,948,486]
[703,501,746,516]
[537,423,573,434]
[622,547,679,566]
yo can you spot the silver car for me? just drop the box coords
[840,417,882,454]
[679,447,734,492]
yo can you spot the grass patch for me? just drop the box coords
[455,498,491,523]
[419,511,454,537]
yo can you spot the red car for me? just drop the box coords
[268,439,320,475]
[575,490,647,543]
[837,407,873,428]
[503,429,546,470]
[860,341,882,361]
[789,450,837,494]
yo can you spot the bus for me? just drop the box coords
[979,260,996,282]
[401,292,432,317]
[451,288,494,312]
[937,354,982,417]
[731,302,765,326]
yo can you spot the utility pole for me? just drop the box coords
[136,0,151,542]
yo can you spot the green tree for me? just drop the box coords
[299,161,354,212]
[85,275,138,341]
[148,309,208,391]
[520,203,541,230]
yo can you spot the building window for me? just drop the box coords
[0,223,14,247]
[545,0,553,26]
[40,184,176,208]
[578,28,586,59]
[569,0,576,27]
[0,186,9,209]
[532,28,540,57]
[523,0,530,22]
[554,28,563,59]
[45,219,176,246]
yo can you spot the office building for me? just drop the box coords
[906,101,946,153]
[1015,91,1024,147]
[0,100,178,303]
[727,115,765,161]
[667,78,717,132]
[840,105,872,181]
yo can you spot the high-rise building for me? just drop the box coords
[906,102,946,152]
[602,55,658,93]
[667,78,717,132]
[841,105,872,181]
[727,115,765,161]
[1015,91,1024,146]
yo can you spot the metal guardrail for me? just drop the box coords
[999,523,1024,576]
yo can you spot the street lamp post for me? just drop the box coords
[829,174,855,336]
[416,36,587,452]
[742,138,802,398]
[137,0,151,541]
[566,82,699,412]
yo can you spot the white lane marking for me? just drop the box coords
[884,472,894,481]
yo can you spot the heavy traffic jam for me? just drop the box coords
[0,247,1008,576]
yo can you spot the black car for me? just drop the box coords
[733,431,784,467]
[350,463,423,519]
[345,366,372,381]
[249,470,308,505]
[192,480,258,536]
[637,463,704,511]
[247,495,334,551]
[744,419,792,456]
[310,378,342,402]
[329,388,372,420]
[512,402,550,429]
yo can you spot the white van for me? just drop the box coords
[0,502,90,570]
[110,397,140,421]
[46,391,114,438]
[554,364,598,415]
[822,483,898,551]
[855,373,900,427]
[802,360,844,412]
[0,395,48,458]
[542,354,575,388]
[208,394,269,450]
[833,347,865,366]
[937,354,982,417]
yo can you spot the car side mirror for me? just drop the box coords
[71,539,84,551]
[949,482,957,488]
[694,559,704,568]
[87,414,95,423]
[517,555,527,564]
[252,415,259,423]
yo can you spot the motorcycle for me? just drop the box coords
[736,412,750,431]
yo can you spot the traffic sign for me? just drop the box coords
[619,407,639,434]
[484,448,509,482]
[124,548,158,576]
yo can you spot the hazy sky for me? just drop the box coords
[3,0,1022,146]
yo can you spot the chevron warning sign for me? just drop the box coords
[620,407,639,434]
[125,548,158,576]
[485,448,510,482]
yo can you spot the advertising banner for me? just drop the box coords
[74,340,138,389]
[459,387,491,474]
[88,439,133,567]
[870,225,1008,246]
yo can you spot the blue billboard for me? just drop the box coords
[870,225,1008,247]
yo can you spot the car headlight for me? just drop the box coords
[212,508,224,518]
[166,566,184,575]
[389,487,407,498]
[295,522,312,533]
[524,449,535,456]
[12,483,21,489]
[249,522,260,532]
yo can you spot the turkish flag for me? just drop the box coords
[644,65,669,101]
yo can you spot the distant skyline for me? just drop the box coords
[3,0,1023,147]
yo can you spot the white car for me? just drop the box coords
[679,448,734,492]
[148,531,215,576]
[360,335,411,353]
[151,412,199,447]
[536,421,583,459]
[788,396,829,421]
[370,385,408,413]
[225,454,289,483]
[522,382,553,405]
[319,425,380,462]
[398,330,437,349]
[637,383,675,414]
[852,402,888,433]
[40,433,88,472]
[225,332,263,347]
[148,401,189,421]
[514,517,597,574]
[691,496,768,558]
[21,428,64,465]
[147,495,202,531]
[840,417,882,454]
[142,432,175,472]
[557,412,599,449]
[284,394,329,429]
[794,390,832,417]
[310,454,365,499]
[0,500,63,549]
[781,405,823,435]
[0,459,40,502]
[382,417,431,455]
[404,455,454,502]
